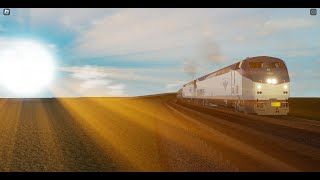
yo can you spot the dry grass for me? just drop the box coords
[288,98,320,121]
[0,93,318,171]
[0,93,237,171]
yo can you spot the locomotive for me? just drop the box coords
[177,56,290,115]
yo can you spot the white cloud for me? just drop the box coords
[50,75,127,97]
[29,8,119,32]
[29,9,319,63]
[165,81,184,90]
[285,50,318,58]
[55,65,129,97]
[0,38,58,52]
[259,18,316,35]
[59,65,180,84]
[77,80,126,97]
[71,8,227,59]
[71,68,110,80]
[24,9,320,60]
[57,65,192,97]
[235,36,246,42]
[80,79,112,89]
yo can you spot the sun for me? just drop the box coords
[0,40,56,96]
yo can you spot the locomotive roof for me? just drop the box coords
[243,56,283,63]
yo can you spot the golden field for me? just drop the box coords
[0,94,319,171]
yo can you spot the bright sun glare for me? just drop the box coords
[0,40,55,96]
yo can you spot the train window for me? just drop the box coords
[249,62,263,68]
[271,62,283,68]
[249,62,283,68]
[263,62,283,68]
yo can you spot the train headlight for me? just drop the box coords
[257,84,262,89]
[267,78,272,84]
[267,78,277,84]
[284,85,288,89]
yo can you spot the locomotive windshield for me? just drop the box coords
[245,58,289,84]
[249,62,283,69]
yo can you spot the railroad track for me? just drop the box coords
[164,101,320,171]
[270,115,320,128]
[166,100,320,155]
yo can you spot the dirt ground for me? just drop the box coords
[0,94,319,171]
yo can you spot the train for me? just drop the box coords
[177,56,290,115]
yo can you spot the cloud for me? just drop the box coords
[59,65,180,84]
[50,76,126,97]
[56,65,127,97]
[29,8,117,32]
[165,81,184,91]
[75,78,125,97]
[70,68,110,80]
[77,79,126,97]
[0,37,57,52]
[80,79,112,89]
[259,18,317,36]
[58,65,191,96]
[285,49,319,58]
[235,36,246,42]
[71,8,228,59]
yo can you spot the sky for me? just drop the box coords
[0,8,319,97]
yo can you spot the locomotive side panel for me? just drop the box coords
[182,83,194,97]
[196,71,232,99]
[182,69,244,102]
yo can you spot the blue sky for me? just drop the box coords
[0,8,319,97]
